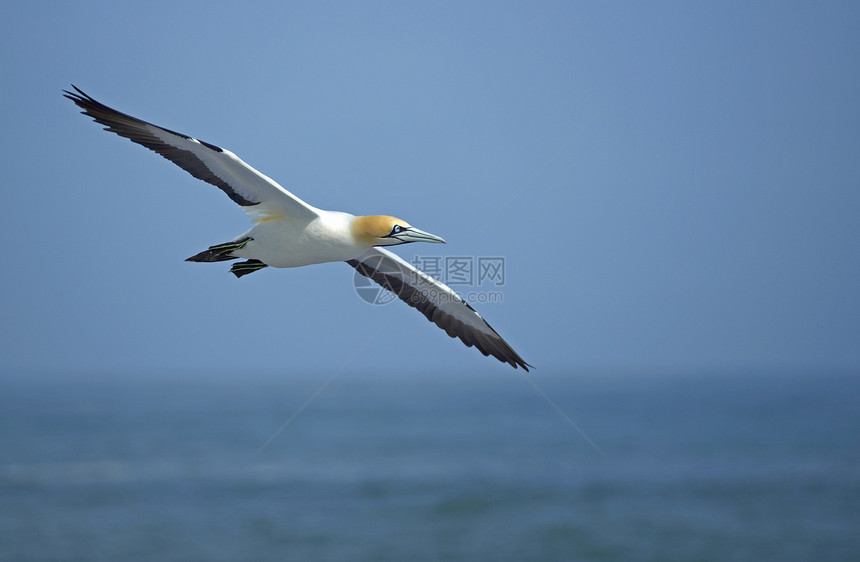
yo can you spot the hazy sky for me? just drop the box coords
[2,1,858,379]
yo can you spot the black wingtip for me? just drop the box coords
[62,85,103,115]
[62,84,88,102]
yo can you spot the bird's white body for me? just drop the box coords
[236,210,366,268]
[65,86,531,370]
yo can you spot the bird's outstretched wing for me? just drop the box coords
[347,248,531,370]
[64,85,318,221]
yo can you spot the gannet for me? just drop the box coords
[64,86,531,371]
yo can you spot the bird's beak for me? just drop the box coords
[400,227,446,244]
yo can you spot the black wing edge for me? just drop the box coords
[347,259,532,371]
[63,85,258,207]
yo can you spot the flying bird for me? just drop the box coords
[64,86,531,371]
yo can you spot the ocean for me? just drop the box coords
[1,371,857,561]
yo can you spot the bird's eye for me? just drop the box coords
[392,225,404,235]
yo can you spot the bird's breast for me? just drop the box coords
[241,212,366,268]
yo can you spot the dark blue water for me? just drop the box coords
[1,371,858,561]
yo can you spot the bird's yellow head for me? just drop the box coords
[352,215,446,247]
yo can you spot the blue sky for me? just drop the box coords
[1,1,859,379]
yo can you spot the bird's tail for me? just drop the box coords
[186,236,253,262]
